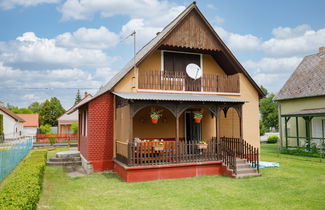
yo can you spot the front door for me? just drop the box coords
[185,112,201,142]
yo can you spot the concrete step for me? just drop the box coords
[47,161,81,166]
[56,151,80,158]
[235,158,247,164]
[236,168,257,175]
[235,172,260,178]
[49,157,81,162]
[236,163,251,169]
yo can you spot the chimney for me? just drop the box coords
[319,47,325,52]
[84,92,88,98]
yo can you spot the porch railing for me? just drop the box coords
[116,139,218,166]
[138,70,240,93]
[116,137,259,174]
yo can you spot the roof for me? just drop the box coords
[113,92,245,103]
[60,94,92,117]
[281,108,325,117]
[17,114,39,127]
[275,51,325,101]
[0,106,25,122]
[73,2,263,111]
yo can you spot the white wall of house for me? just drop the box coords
[23,127,37,137]
[0,110,24,138]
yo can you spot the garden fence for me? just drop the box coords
[0,137,33,182]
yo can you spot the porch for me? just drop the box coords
[113,92,259,181]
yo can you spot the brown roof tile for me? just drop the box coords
[275,51,325,100]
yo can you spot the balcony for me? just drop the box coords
[138,70,240,93]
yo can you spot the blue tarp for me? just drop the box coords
[259,161,280,168]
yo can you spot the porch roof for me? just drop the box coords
[281,108,325,117]
[113,92,245,103]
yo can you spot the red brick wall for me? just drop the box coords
[87,92,114,171]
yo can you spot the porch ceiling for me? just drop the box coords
[113,92,245,103]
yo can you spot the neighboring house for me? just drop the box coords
[57,93,92,134]
[0,106,24,139]
[71,3,264,181]
[17,114,39,138]
[274,47,325,150]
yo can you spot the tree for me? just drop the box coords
[39,97,65,126]
[260,85,268,96]
[71,122,78,134]
[74,89,82,104]
[9,106,33,114]
[260,93,278,131]
[28,102,42,113]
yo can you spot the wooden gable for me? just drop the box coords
[162,10,221,51]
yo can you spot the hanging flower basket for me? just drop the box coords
[193,111,203,124]
[194,118,202,123]
[151,118,159,124]
[150,109,163,124]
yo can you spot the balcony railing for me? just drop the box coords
[138,70,240,93]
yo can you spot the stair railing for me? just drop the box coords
[219,137,259,174]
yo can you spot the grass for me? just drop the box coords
[38,144,325,210]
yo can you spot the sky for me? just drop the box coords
[0,0,325,109]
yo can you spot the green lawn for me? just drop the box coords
[38,144,325,210]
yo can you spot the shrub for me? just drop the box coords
[39,124,52,134]
[0,150,47,209]
[280,148,320,158]
[48,134,57,145]
[267,135,279,144]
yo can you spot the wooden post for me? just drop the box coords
[284,117,289,149]
[216,106,220,159]
[176,114,179,163]
[239,105,243,139]
[296,117,299,147]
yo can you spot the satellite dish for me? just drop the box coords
[186,63,202,80]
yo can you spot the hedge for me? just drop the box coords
[267,135,279,144]
[0,150,47,210]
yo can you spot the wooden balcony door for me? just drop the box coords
[163,51,201,91]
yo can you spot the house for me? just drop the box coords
[274,47,325,150]
[0,106,24,139]
[57,93,92,134]
[17,114,39,139]
[71,2,264,181]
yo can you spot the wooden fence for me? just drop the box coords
[36,134,78,143]
[138,70,240,93]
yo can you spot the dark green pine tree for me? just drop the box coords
[75,89,82,104]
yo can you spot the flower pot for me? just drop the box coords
[151,118,159,124]
[153,145,164,151]
[196,144,208,150]
[194,118,201,123]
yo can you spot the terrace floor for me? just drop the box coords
[38,144,325,209]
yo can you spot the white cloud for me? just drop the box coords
[243,57,302,74]
[214,16,224,25]
[23,94,41,101]
[206,4,216,9]
[59,0,185,23]
[0,0,60,10]
[262,25,325,57]
[56,26,120,49]
[214,26,261,52]
[0,32,117,70]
